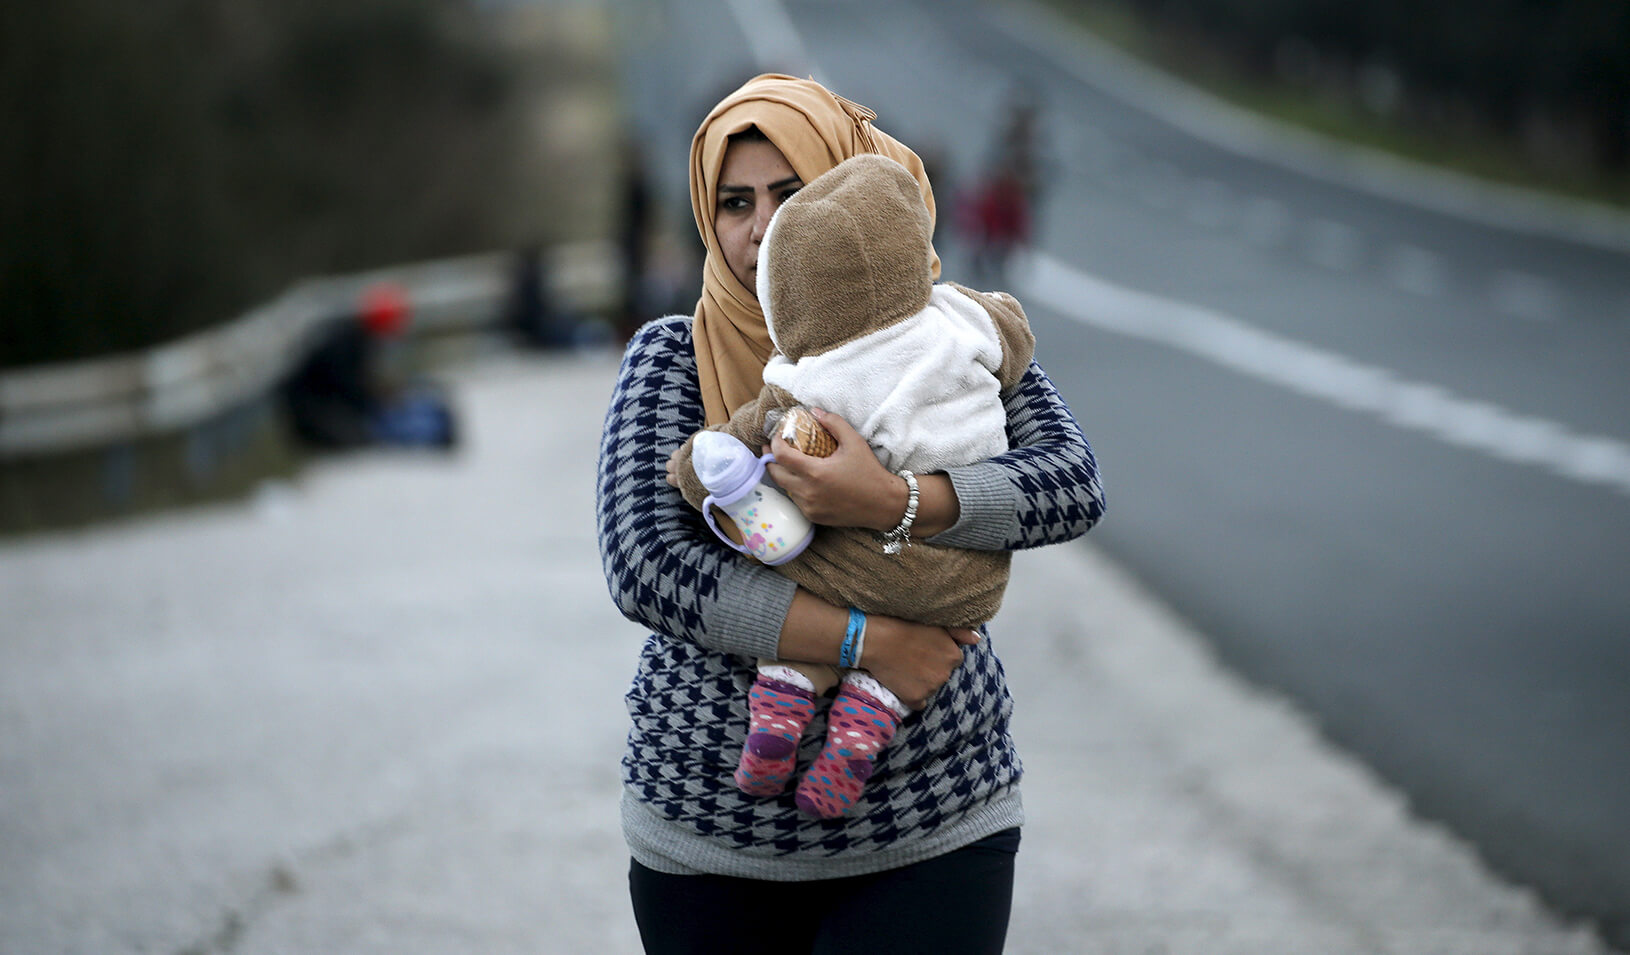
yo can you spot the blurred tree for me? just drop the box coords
[0,0,526,368]
[1090,0,1629,189]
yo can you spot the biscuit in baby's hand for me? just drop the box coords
[775,406,837,458]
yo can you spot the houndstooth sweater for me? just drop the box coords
[596,315,1105,880]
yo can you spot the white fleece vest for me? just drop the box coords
[761,284,1009,474]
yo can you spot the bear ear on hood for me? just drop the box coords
[761,154,935,361]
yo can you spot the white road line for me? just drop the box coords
[1022,252,1630,497]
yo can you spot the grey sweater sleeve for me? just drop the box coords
[595,317,793,660]
[928,360,1106,551]
[598,325,1102,654]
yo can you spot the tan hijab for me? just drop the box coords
[689,74,939,425]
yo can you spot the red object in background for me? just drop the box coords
[972,171,1031,246]
[359,282,410,338]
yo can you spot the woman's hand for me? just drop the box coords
[765,409,905,531]
[765,408,960,537]
[774,591,978,710]
[859,616,981,711]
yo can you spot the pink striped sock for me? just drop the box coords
[734,676,817,797]
[794,683,901,818]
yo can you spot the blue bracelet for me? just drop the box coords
[840,607,867,669]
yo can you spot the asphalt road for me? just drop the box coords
[608,0,1630,943]
[5,351,1616,954]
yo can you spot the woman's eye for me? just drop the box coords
[720,196,749,213]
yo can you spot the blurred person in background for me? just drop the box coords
[959,86,1047,286]
[595,73,1104,954]
[280,283,455,450]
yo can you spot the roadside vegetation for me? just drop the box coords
[2,0,545,369]
[1043,0,1630,210]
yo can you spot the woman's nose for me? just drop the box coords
[751,206,773,242]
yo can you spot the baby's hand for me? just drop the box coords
[664,446,683,487]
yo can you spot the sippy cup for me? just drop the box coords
[692,431,814,566]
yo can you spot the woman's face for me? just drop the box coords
[714,138,804,295]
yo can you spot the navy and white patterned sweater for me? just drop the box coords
[596,315,1105,880]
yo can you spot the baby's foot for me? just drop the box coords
[734,676,816,796]
[794,683,900,818]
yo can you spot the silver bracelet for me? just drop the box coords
[877,469,918,555]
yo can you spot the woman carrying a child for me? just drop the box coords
[595,73,1105,954]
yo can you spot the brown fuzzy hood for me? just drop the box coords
[758,153,935,360]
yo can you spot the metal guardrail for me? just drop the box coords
[0,241,620,459]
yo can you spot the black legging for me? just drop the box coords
[628,827,1020,954]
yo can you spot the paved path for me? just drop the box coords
[0,350,1614,953]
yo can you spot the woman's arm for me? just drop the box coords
[597,318,981,704]
[934,359,1105,550]
[775,590,978,711]
[764,360,1104,550]
[597,319,792,661]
